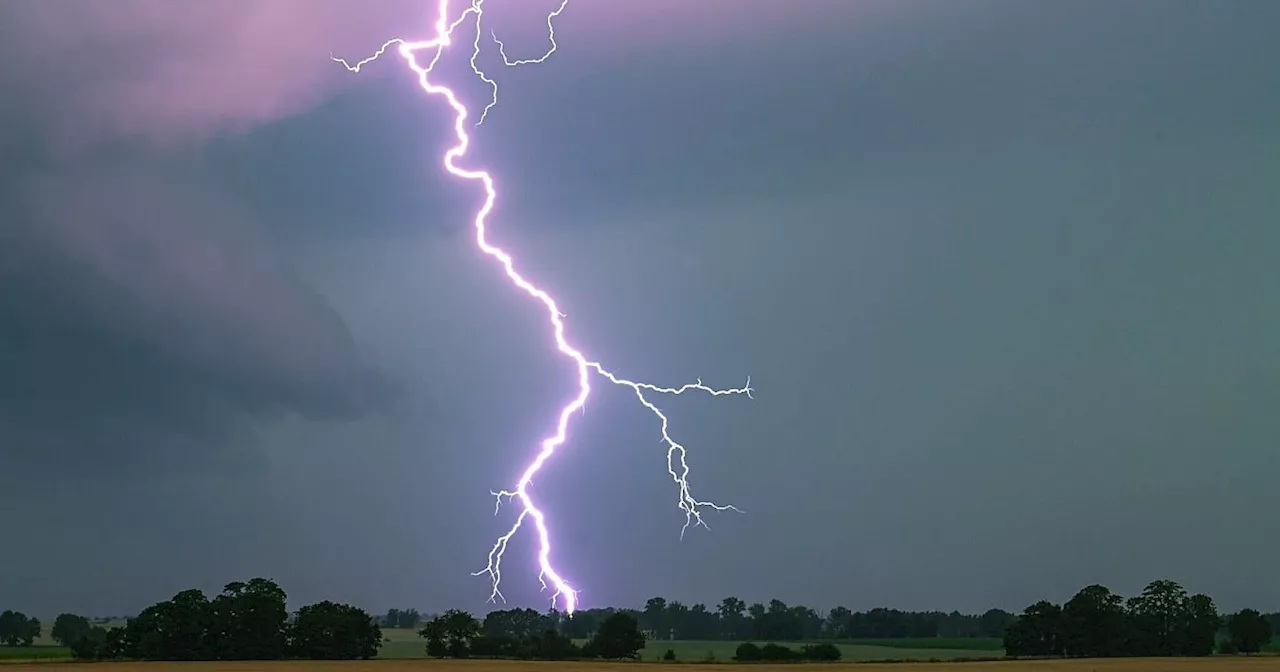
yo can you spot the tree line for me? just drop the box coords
[1005,580,1275,658]
[376,597,1022,643]
[3,578,383,661]
[503,597,1019,641]
[379,608,422,629]
[4,577,1276,661]
[415,607,842,662]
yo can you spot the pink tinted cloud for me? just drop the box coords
[1,0,421,148]
[0,0,849,148]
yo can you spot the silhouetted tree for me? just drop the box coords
[562,608,603,639]
[482,608,549,639]
[642,597,668,639]
[747,602,767,638]
[589,612,645,659]
[50,613,91,647]
[1061,584,1127,657]
[1181,593,1220,657]
[126,589,215,660]
[209,578,289,660]
[978,608,1016,638]
[0,610,40,647]
[419,609,480,658]
[717,597,748,640]
[1126,579,1192,656]
[1227,609,1272,654]
[382,608,421,629]
[1004,600,1063,657]
[825,606,852,638]
[287,601,381,660]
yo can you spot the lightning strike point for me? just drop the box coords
[337,0,752,615]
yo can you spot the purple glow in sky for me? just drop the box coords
[334,0,753,613]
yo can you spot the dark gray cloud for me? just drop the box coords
[0,158,390,477]
[0,1,415,479]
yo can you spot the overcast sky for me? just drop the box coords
[2,0,1278,618]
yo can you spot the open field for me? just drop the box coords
[837,637,1004,651]
[0,647,69,662]
[4,657,1280,671]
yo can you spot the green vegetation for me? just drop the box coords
[3,576,1277,664]
[415,608,648,660]
[369,631,1003,661]
[1004,580,1275,659]
[628,639,997,663]
[833,637,1004,651]
[0,645,70,661]
[44,579,382,662]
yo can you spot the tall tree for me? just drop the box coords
[209,578,288,660]
[791,605,823,639]
[589,612,645,659]
[825,606,852,638]
[1061,584,1126,657]
[642,597,668,639]
[1227,609,1273,654]
[685,604,717,640]
[288,601,381,660]
[1181,594,1220,657]
[482,608,548,639]
[978,609,1016,639]
[384,609,402,628]
[399,609,422,629]
[0,611,40,647]
[717,597,747,640]
[1003,601,1063,657]
[126,589,215,660]
[747,603,767,638]
[1126,579,1191,656]
[419,609,480,658]
[765,599,796,640]
[50,614,91,647]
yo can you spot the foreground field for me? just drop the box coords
[4,657,1280,671]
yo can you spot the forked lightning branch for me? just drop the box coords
[334,0,751,615]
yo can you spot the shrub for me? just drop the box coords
[760,642,795,661]
[734,642,762,661]
[801,642,842,661]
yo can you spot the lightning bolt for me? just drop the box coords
[334,0,752,615]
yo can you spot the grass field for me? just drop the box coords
[3,657,1280,671]
[836,637,1004,651]
[0,647,70,662]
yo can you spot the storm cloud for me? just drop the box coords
[0,0,419,476]
[2,0,1279,620]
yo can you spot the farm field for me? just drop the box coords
[0,647,69,662]
[3,656,1280,671]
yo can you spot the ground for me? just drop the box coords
[3,657,1280,671]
